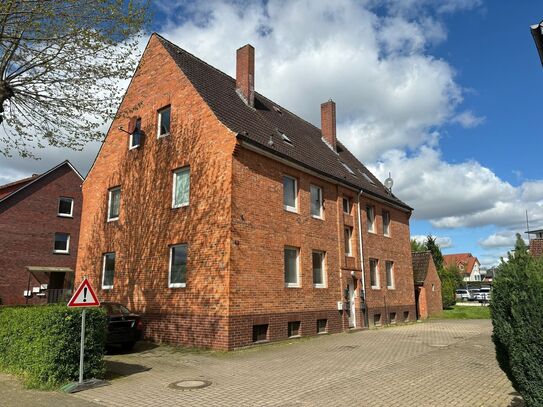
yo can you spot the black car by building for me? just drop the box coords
[101,302,143,350]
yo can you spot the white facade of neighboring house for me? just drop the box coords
[463,260,482,282]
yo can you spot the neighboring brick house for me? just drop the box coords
[412,251,442,319]
[0,161,83,305]
[76,33,416,350]
[527,229,543,257]
[443,253,481,282]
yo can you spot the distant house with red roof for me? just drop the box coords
[443,253,482,282]
[0,161,83,305]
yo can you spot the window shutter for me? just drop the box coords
[127,116,138,134]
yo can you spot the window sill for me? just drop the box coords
[371,286,380,290]
[107,217,119,223]
[288,335,301,339]
[311,214,324,220]
[169,283,186,288]
[53,251,70,255]
[284,207,298,214]
[384,234,391,238]
[57,214,73,218]
[102,285,113,290]
[285,284,301,288]
[387,286,395,290]
[317,331,329,335]
[157,133,170,139]
[367,230,376,234]
[129,145,140,150]
[172,203,189,210]
[313,284,326,289]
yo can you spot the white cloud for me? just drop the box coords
[452,110,486,128]
[412,234,453,248]
[478,231,520,249]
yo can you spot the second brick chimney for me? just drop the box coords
[321,100,337,151]
[236,44,255,107]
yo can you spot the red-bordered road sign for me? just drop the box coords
[68,278,100,307]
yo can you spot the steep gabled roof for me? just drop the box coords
[443,253,479,276]
[0,161,84,204]
[155,34,411,211]
[412,251,433,284]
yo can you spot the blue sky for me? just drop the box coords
[1,0,543,267]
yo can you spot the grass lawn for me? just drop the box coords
[436,305,491,319]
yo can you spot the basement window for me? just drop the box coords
[288,321,301,338]
[317,319,327,334]
[390,312,397,324]
[374,313,382,326]
[253,324,268,343]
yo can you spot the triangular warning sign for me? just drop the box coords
[68,278,100,307]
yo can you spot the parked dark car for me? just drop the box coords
[101,302,143,350]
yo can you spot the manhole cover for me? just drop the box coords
[168,379,212,390]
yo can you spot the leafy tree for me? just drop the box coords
[410,238,426,252]
[491,234,543,406]
[425,235,444,271]
[0,0,149,158]
[438,264,463,308]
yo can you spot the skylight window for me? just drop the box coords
[281,132,293,145]
[273,106,282,115]
[361,172,375,185]
[340,161,354,175]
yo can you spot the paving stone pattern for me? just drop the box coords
[73,320,521,407]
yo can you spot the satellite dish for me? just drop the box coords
[384,172,393,192]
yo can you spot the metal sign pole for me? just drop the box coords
[79,308,86,384]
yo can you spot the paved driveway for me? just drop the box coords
[69,320,521,407]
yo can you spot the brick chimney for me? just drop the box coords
[236,44,255,107]
[321,100,336,151]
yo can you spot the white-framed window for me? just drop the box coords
[58,197,74,217]
[366,205,375,233]
[129,118,142,149]
[284,246,300,287]
[169,244,188,288]
[172,167,190,208]
[344,227,352,256]
[53,233,70,254]
[312,250,326,288]
[107,187,121,221]
[383,210,391,236]
[370,259,380,289]
[102,252,115,289]
[342,197,350,214]
[310,184,323,218]
[386,260,394,289]
[157,105,171,138]
[283,176,297,212]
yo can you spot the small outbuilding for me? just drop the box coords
[412,251,443,319]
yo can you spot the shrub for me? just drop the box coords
[491,235,543,406]
[438,265,463,309]
[0,304,107,389]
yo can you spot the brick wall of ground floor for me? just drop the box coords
[140,304,417,350]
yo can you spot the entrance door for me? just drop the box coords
[348,279,356,328]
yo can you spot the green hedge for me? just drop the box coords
[0,304,107,389]
[491,235,543,407]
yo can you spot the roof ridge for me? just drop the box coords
[154,33,237,86]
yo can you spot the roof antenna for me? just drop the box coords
[384,172,393,192]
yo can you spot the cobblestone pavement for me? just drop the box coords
[70,320,521,407]
[0,373,102,407]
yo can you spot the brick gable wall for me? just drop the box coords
[76,35,237,349]
[0,166,82,305]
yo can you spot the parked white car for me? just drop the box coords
[477,287,491,302]
[455,289,470,301]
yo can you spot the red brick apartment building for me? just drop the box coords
[0,161,83,305]
[76,34,416,350]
